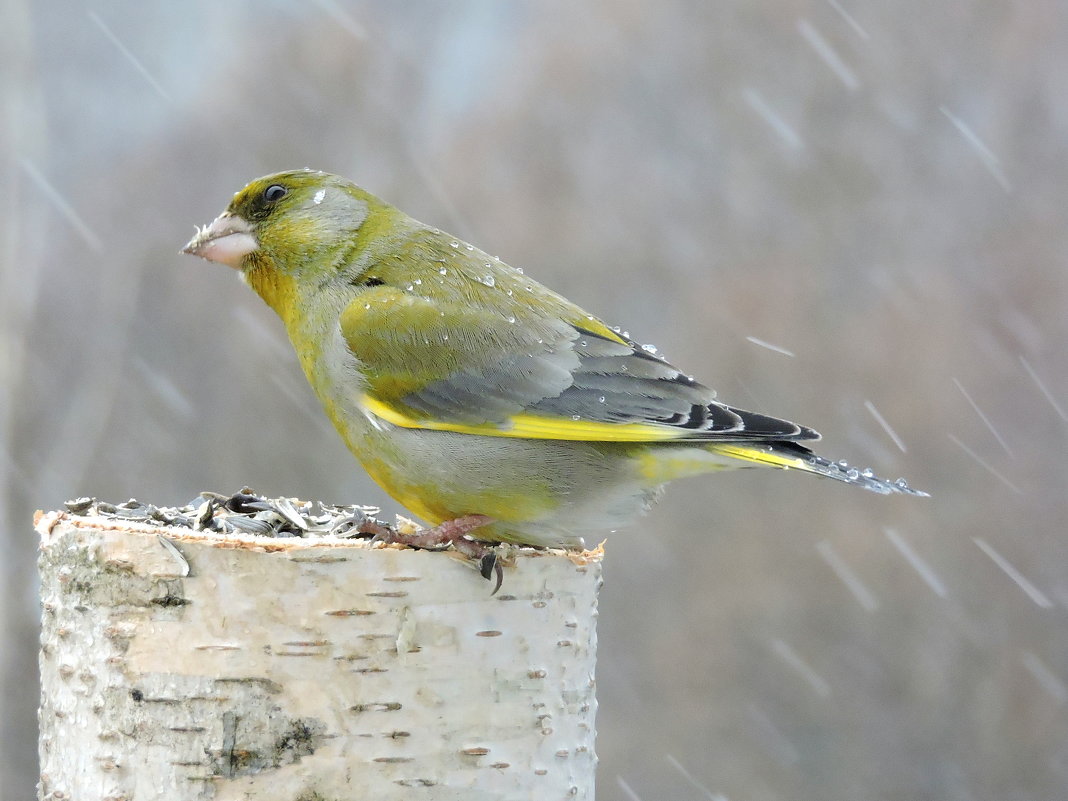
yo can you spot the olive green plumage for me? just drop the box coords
[183,170,925,547]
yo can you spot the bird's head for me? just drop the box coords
[183,169,391,321]
[182,169,378,276]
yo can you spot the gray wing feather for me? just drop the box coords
[400,324,818,441]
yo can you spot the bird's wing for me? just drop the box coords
[340,281,818,443]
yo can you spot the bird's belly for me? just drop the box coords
[347,424,658,547]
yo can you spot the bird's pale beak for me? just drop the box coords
[182,213,258,268]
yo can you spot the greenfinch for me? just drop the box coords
[183,170,925,560]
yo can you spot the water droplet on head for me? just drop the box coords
[641,344,658,354]
[481,275,496,288]
[439,267,448,275]
[836,460,849,469]
[515,267,524,274]
[449,241,459,248]
[598,395,606,403]
[506,315,516,324]
[413,278,422,285]
[465,244,474,250]
[580,340,588,347]
[571,415,581,421]
[861,468,874,479]
[846,468,859,480]
[894,477,910,489]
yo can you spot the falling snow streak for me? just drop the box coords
[952,377,1013,458]
[1021,652,1068,704]
[815,540,878,611]
[770,639,831,697]
[797,19,860,90]
[312,0,368,39]
[665,755,726,801]
[404,153,479,241]
[20,159,103,252]
[947,433,1022,494]
[616,776,644,801]
[826,0,871,40]
[743,89,803,150]
[1019,356,1068,422]
[745,336,796,357]
[864,400,907,453]
[940,106,1012,192]
[88,12,172,102]
[883,528,948,598]
[747,704,800,766]
[973,538,1054,609]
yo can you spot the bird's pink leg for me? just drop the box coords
[364,514,503,594]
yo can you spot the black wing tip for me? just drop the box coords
[725,406,822,441]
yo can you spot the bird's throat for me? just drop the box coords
[244,263,302,330]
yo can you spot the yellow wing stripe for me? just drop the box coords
[572,318,631,346]
[361,393,688,442]
[706,444,806,470]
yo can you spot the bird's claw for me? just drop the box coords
[479,552,504,596]
[363,514,504,593]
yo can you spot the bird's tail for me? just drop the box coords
[704,441,929,496]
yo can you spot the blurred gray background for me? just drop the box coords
[4,1,1067,799]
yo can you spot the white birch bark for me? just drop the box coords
[36,512,601,801]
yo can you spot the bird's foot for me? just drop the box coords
[365,514,504,594]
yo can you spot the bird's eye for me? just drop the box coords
[263,184,288,203]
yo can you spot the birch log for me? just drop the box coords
[36,511,601,801]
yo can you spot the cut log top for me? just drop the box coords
[36,498,603,801]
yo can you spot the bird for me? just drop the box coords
[183,169,926,588]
